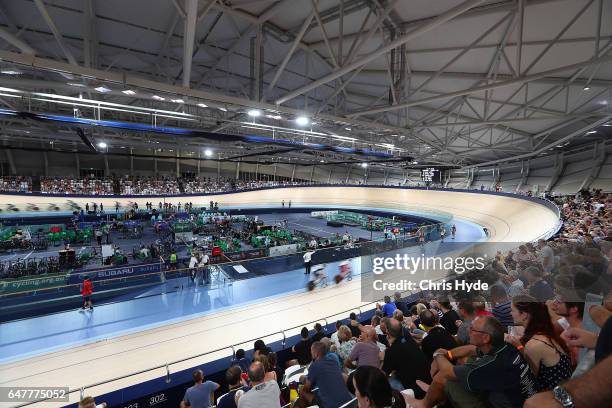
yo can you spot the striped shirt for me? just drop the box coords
[493,300,514,329]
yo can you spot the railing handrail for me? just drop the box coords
[13,296,388,407]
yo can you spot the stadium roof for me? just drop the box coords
[0,0,610,168]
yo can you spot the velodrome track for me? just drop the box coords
[0,187,560,407]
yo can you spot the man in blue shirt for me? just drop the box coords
[381,295,397,317]
[299,341,352,408]
[181,369,220,408]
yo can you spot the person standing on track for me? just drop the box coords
[303,249,315,275]
[81,277,93,311]
[451,224,457,239]
[189,252,199,286]
[200,251,210,285]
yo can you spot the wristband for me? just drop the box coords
[516,345,524,351]
[447,351,454,360]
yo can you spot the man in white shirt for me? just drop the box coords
[236,362,280,408]
[199,252,210,285]
[303,250,314,275]
[189,253,199,285]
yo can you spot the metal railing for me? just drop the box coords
[13,299,383,407]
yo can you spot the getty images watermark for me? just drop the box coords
[360,242,519,302]
[371,253,489,292]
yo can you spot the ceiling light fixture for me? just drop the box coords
[67,82,86,87]
[295,116,309,126]
[152,95,165,101]
[247,109,261,117]
[122,89,136,95]
[219,107,227,112]
[94,86,111,93]
[204,149,213,157]
[171,98,185,103]
[361,163,368,168]
[197,103,208,108]
[583,85,591,91]
[1,69,22,75]
[97,142,107,148]
[266,114,282,120]
[585,130,597,135]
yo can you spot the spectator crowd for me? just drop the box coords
[40,176,114,195]
[0,176,31,193]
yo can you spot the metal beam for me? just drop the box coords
[409,12,512,99]
[266,11,315,96]
[311,0,339,67]
[462,115,612,168]
[0,27,35,55]
[515,0,524,75]
[357,70,612,88]
[194,24,258,88]
[412,113,609,129]
[256,0,293,24]
[522,0,595,76]
[275,0,486,105]
[198,0,218,21]
[182,0,199,88]
[33,0,78,66]
[349,53,612,117]
[83,0,97,68]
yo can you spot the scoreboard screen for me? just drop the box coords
[421,167,441,183]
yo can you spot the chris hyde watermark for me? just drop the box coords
[372,278,489,292]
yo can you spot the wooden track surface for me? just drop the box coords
[0,187,559,407]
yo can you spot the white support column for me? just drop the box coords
[176,150,180,177]
[104,154,109,176]
[5,149,16,175]
[579,142,606,191]
[328,167,333,183]
[42,151,49,176]
[345,164,352,183]
[153,151,158,175]
[310,165,315,182]
[129,148,134,176]
[217,154,221,179]
[545,153,565,192]
[197,152,201,177]
[516,160,530,192]
[291,164,296,182]
[274,163,278,181]
[255,162,259,180]
[235,160,241,180]
[182,0,198,88]
[75,153,80,176]
[466,167,475,188]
